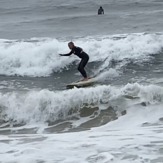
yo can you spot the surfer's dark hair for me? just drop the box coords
[68,42,74,46]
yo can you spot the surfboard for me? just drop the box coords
[66,77,97,89]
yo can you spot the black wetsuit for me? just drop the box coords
[98,7,104,15]
[62,47,89,78]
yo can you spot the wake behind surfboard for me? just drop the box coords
[66,77,97,89]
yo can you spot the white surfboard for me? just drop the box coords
[66,77,97,89]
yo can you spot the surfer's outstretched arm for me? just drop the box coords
[59,50,73,56]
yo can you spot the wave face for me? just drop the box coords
[0,33,163,77]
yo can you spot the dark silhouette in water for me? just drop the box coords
[98,6,104,15]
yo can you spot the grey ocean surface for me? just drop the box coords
[0,0,163,39]
[0,0,163,163]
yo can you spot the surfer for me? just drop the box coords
[98,6,104,15]
[59,42,89,81]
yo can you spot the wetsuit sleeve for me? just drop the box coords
[61,50,73,56]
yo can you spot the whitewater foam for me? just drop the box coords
[0,104,163,163]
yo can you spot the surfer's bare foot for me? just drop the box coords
[81,78,89,81]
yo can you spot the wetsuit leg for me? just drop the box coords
[78,57,89,78]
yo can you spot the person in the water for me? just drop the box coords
[59,42,89,81]
[98,6,104,15]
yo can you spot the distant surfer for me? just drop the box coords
[59,42,89,81]
[98,6,104,15]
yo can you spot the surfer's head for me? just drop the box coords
[68,42,74,49]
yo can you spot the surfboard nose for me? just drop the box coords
[66,77,96,89]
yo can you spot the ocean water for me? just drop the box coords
[0,0,163,163]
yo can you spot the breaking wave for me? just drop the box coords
[0,33,163,77]
[0,83,163,132]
